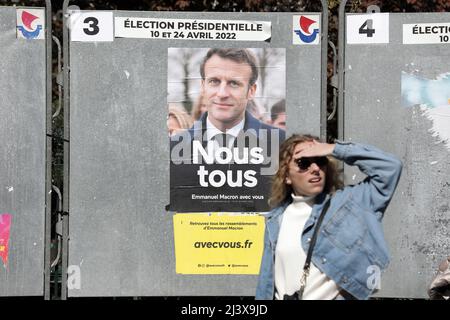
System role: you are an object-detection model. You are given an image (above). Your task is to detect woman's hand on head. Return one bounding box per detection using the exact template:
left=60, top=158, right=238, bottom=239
left=295, top=140, right=335, bottom=159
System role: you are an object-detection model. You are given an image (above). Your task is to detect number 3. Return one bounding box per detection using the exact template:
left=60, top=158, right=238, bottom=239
left=83, top=17, right=99, bottom=36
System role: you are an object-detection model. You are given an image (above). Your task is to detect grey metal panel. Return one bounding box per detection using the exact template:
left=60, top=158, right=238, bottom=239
left=68, top=11, right=323, bottom=296
left=0, top=7, right=46, bottom=296
left=344, top=13, right=450, bottom=298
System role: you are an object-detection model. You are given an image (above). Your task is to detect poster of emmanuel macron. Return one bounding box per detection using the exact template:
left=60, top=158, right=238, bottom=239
left=168, top=48, right=286, bottom=212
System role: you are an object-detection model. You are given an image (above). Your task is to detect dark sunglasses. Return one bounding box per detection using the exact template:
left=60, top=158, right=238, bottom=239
left=296, top=156, right=328, bottom=172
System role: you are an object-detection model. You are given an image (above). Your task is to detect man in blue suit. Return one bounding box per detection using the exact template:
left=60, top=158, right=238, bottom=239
left=169, top=48, right=285, bottom=212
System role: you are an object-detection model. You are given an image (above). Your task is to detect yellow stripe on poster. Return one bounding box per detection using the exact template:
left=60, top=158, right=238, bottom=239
left=173, top=213, right=265, bottom=274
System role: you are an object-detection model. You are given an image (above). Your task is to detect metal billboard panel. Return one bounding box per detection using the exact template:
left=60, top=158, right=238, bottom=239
left=343, top=12, right=450, bottom=298
left=68, top=11, right=323, bottom=296
left=0, top=6, right=46, bottom=296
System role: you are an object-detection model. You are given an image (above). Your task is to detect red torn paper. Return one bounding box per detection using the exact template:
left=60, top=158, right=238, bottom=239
left=0, top=214, right=12, bottom=267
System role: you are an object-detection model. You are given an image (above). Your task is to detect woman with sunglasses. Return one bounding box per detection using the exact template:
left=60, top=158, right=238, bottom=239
left=256, top=134, right=402, bottom=300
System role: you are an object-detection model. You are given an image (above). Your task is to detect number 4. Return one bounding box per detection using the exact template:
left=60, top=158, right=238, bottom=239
left=359, top=19, right=375, bottom=37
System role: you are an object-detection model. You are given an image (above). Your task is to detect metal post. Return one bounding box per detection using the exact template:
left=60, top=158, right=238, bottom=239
left=44, top=0, right=53, bottom=301
left=51, top=185, right=63, bottom=299
left=62, top=0, right=71, bottom=300
left=320, top=0, right=329, bottom=141
left=52, top=35, right=62, bottom=119
left=337, top=0, right=348, bottom=141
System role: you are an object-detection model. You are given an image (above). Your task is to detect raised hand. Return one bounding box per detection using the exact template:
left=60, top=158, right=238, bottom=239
left=293, top=140, right=335, bottom=159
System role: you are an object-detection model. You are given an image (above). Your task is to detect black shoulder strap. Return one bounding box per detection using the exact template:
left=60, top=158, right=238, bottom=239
left=303, top=198, right=331, bottom=272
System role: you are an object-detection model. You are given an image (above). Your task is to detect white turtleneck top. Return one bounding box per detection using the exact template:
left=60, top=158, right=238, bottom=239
left=274, top=194, right=340, bottom=300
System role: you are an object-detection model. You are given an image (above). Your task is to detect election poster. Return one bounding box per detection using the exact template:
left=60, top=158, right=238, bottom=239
left=173, top=213, right=265, bottom=274
left=167, top=47, right=286, bottom=212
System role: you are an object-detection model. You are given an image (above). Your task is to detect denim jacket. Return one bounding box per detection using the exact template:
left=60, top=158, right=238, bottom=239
left=255, top=141, right=403, bottom=300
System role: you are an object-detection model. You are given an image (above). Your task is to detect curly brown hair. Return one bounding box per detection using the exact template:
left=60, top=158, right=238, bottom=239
left=268, top=134, right=344, bottom=208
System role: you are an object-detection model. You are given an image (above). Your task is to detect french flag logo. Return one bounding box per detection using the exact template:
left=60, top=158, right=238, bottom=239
left=293, top=15, right=320, bottom=45
left=17, top=9, right=45, bottom=40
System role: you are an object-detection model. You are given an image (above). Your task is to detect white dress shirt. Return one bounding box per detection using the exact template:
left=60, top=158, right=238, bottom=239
left=206, top=117, right=245, bottom=152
